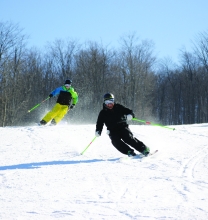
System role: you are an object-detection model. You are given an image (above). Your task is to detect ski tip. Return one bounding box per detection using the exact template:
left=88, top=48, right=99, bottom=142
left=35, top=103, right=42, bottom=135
left=147, top=149, right=158, bottom=156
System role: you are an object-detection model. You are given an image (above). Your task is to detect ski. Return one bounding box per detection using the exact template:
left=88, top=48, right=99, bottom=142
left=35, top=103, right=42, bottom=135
left=132, top=149, right=158, bottom=159
left=145, top=149, right=158, bottom=157
left=120, top=150, right=158, bottom=162
left=140, top=149, right=158, bottom=160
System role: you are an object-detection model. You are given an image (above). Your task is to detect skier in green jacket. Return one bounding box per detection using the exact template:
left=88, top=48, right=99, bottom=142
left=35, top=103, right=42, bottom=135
left=39, top=79, right=78, bottom=126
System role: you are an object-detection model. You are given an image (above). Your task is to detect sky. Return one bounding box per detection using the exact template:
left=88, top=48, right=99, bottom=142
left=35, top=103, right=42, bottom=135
left=1, top=0, right=208, bottom=64
left=0, top=123, right=208, bottom=219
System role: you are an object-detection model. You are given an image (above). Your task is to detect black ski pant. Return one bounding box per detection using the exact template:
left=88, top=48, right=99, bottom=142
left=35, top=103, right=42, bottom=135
left=109, top=127, right=146, bottom=155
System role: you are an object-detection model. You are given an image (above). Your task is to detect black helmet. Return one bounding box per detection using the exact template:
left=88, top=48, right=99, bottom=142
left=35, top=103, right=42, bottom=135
left=103, top=93, right=114, bottom=101
left=65, top=79, right=72, bottom=85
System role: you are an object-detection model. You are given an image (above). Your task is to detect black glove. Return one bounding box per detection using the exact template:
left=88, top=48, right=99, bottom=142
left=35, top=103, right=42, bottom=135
left=70, top=104, right=75, bottom=109
left=49, top=94, right=53, bottom=98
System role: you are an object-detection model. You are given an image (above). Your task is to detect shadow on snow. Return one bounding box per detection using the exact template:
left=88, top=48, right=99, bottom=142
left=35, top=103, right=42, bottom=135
left=0, top=158, right=120, bottom=170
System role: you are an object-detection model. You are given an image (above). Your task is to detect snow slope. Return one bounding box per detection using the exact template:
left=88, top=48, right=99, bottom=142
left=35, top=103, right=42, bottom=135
left=0, top=123, right=208, bottom=219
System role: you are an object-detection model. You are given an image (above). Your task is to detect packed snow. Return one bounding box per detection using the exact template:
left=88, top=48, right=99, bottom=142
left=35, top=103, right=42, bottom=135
left=0, top=123, right=208, bottom=219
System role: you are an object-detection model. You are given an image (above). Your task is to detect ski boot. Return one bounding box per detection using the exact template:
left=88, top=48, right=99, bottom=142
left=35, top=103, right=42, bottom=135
left=142, top=146, right=150, bottom=156
left=39, top=120, right=47, bottom=126
left=127, top=150, right=137, bottom=157
left=50, top=119, right=57, bottom=126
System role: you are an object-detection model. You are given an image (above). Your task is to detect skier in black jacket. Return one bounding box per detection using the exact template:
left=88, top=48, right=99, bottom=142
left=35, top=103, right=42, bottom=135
left=95, top=93, right=150, bottom=157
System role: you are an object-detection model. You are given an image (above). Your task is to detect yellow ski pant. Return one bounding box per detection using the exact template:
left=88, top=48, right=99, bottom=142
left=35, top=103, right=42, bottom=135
left=42, top=103, right=69, bottom=124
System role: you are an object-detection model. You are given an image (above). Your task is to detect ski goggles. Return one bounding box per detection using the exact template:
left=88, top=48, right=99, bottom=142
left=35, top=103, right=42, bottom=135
left=65, top=84, right=71, bottom=87
left=104, top=99, right=114, bottom=105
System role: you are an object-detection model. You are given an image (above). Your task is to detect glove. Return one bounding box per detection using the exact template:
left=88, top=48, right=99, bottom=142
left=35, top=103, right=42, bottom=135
left=95, top=131, right=101, bottom=137
left=49, top=94, right=53, bottom=98
left=70, top=104, right=75, bottom=109
left=127, top=114, right=133, bottom=121
left=106, top=130, right=110, bottom=135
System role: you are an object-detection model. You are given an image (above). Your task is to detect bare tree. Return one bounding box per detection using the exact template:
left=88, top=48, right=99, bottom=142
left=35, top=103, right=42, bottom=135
left=73, top=42, right=114, bottom=122
left=116, top=33, right=156, bottom=118
left=0, top=21, right=28, bottom=126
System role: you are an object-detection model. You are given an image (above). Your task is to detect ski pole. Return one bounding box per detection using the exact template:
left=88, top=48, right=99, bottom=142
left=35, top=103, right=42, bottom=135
left=28, top=97, right=50, bottom=113
left=132, top=118, right=175, bottom=131
left=81, top=137, right=97, bottom=155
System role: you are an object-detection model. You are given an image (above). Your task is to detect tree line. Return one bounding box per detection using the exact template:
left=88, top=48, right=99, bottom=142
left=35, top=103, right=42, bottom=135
left=0, top=21, right=208, bottom=127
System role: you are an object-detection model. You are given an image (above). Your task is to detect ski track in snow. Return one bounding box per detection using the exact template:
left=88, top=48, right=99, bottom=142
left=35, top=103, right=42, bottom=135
left=0, top=124, right=208, bottom=219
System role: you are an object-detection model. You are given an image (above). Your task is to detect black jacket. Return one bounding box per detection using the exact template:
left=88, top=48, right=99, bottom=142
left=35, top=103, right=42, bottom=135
left=96, top=103, right=135, bottom=134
